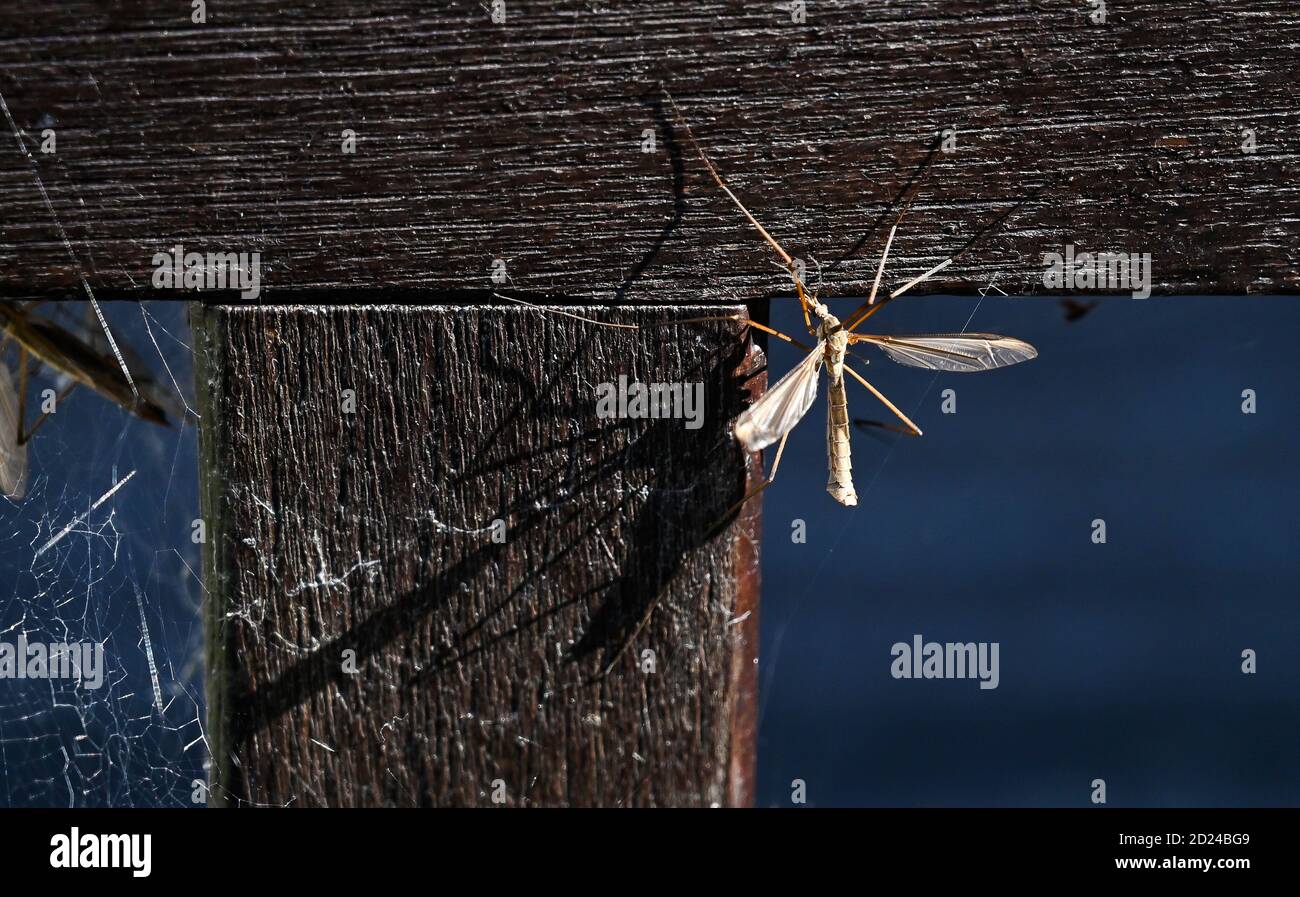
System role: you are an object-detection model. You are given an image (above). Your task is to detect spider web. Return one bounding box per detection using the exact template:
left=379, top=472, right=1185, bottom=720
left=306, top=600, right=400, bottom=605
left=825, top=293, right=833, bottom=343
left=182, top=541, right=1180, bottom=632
left=0, top=300, right=206, bottom=807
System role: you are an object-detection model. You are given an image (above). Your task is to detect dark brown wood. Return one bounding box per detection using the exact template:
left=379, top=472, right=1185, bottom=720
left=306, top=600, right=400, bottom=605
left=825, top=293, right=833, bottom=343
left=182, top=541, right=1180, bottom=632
left=1, top=1, right=1296, bottom=303
left=195, top=304, right=763, bottom=807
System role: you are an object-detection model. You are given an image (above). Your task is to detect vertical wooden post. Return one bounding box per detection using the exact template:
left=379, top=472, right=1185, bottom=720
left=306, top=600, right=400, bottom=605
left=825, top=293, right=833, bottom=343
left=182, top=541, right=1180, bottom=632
left=195, top=303, right=762, bottom=807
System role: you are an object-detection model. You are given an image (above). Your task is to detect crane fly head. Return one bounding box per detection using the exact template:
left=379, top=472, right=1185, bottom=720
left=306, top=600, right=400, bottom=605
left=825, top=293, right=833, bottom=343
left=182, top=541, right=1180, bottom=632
left=816, top=313, right=846, bottom=346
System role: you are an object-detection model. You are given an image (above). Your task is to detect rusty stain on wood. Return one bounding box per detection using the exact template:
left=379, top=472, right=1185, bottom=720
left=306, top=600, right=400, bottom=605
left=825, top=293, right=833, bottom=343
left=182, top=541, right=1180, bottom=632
left=725, top=335, right=764, bottom=808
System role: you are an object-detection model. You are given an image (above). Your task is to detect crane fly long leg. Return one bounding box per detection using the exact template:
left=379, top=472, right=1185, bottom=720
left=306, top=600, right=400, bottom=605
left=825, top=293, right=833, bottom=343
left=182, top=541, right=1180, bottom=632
left=494, top=298, right=814, bottom=352
left=664, top=91, right=817, bottom=335
left=885, top=184, right=1052, bottom=305
left=732, top=317, right=812, bottom=351
left=495, top=297, right=790, bottom=340
left=20, top=380, right=79, bottom=445
left=651, top=315, right=814, bottom=352
left=867, top=224, right=898, bottom=307
left=889, top=258, right=954, bottom=302
left=15, top=343, right=79, bottom=445
left=842, top=363, right=922, bottom=436
left=840, top=215, right=901, bottom=333
left=666, top=91, right=796, bottom=270
left=838, top=136, right=944, bottom=330
left=702, top=429, right=791, bottom=543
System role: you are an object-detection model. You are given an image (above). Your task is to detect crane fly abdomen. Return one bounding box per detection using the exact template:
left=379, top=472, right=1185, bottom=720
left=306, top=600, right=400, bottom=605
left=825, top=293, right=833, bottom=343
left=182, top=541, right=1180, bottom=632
left=826, top=376, right=856, bottom=506
left=824, top=331, right=857, bottom=507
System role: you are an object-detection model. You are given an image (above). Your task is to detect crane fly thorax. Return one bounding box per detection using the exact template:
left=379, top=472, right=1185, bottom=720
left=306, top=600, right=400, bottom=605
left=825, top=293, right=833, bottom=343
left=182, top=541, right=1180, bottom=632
left=819, top=318, right=848, bottom=382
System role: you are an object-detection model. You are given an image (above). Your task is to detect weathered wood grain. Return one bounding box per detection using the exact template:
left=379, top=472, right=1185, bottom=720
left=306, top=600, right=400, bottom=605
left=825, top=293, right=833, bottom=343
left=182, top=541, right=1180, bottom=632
left=1, top=1, right=1296, bottom=302
left=195, top=304, right=762, bottom=807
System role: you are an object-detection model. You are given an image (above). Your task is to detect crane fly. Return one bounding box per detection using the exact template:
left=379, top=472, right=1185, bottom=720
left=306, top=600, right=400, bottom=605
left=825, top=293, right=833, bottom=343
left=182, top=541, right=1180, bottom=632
left=0, top=301, right=177, bottom=500
left=664, top=94, right=1041, bottom=509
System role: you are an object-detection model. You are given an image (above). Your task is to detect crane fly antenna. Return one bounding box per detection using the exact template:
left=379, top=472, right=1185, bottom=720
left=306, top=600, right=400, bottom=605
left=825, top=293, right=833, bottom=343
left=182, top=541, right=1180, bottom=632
left=837, top=134, right=946, bottom=331
left=891, top=180, right=1053, bottom=299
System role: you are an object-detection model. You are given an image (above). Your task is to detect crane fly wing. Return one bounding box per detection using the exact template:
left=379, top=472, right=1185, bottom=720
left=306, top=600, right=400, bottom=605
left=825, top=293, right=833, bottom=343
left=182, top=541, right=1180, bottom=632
left=734, top=343, right=824, bottom=451
left=0, top=363, right=28, bottom=500
left=851, top=333, right=1038, bottom=372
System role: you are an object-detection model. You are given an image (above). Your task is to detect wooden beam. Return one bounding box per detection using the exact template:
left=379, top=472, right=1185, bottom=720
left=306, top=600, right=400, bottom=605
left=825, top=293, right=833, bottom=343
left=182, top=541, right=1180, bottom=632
left=1, top=0, right=1295, bottom=301
left=195, top=303, right=762, bottom=806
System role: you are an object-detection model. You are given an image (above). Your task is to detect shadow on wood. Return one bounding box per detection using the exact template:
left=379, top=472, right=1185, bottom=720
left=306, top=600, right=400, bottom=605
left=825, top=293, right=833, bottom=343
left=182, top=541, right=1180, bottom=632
left=196, top=303, right=763, bottom=807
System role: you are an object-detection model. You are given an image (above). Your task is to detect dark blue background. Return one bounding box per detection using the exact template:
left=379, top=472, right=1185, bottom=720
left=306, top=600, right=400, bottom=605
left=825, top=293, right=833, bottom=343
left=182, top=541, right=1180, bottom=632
left=755, top=295, right=1299, bottom=806
left=0, top=301, right=203, bottom=807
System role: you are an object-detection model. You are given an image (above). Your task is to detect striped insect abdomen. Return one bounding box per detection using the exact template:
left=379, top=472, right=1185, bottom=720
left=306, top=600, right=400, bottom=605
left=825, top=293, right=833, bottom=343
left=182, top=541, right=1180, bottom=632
left=825, top=349, right=857, bottom=506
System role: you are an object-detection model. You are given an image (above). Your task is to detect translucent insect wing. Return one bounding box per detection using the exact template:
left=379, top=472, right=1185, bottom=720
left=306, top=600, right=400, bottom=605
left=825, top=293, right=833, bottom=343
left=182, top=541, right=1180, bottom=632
left=733, top=343, right=825, bottom=451
left=857, top=333, right=1038, bottom=372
